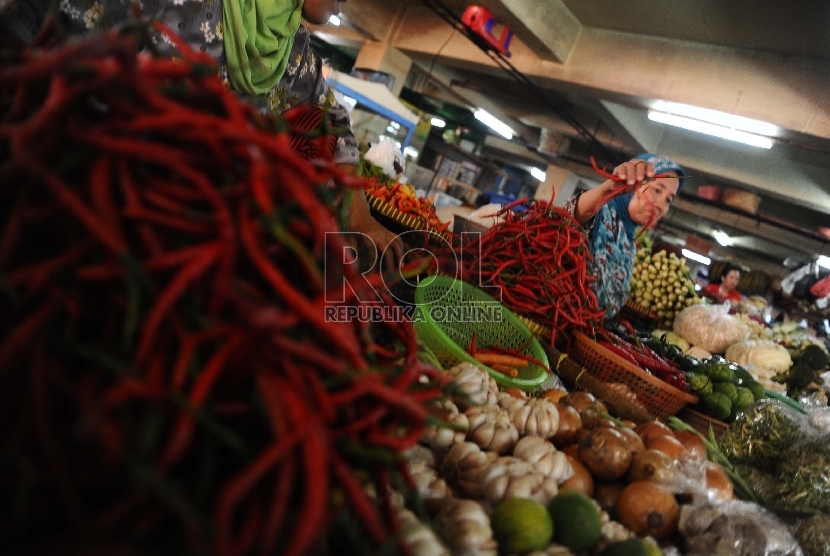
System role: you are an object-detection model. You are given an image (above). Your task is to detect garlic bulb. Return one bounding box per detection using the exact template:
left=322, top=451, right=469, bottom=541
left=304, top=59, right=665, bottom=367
left=440, top=441, right=498, bottom=498
left=445, top=362, right=498, bottom=409
left=434, top=498, right=498, bottom=556
left=512, top=436, right=574, bottom=484
left=403, top=444, right=438, bottom=470
left=498, top=393, right=560, bottom=439
left=407, top=458, right=454, bottom=514
left=464, top=404, right=519, bottom=454
left=420, top=398, right=469, bottom=451
left=596, top=510, right=635, bottom=552
left=478, top=456, right=559, bottom=506
left=398, top=508, right=451, bottom=556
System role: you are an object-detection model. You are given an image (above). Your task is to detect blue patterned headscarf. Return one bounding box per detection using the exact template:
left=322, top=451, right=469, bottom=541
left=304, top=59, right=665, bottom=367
left=588, top=153, right=685, bottom=319
left=633, top=153, right=686, bottom=191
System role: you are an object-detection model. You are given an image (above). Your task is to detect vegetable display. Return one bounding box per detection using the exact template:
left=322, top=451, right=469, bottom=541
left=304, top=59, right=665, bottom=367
left=359, top=155, right=448, bottom=234
left=0, top=25, right=448, bottom=553
left=673, top=303, right=750, bottom=355
left=627, top=248, right=702, bottom=324
left=460, top=199, right=604, bottom=339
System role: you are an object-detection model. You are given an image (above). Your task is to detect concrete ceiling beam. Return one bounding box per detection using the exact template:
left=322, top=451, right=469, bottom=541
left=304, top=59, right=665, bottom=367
left=388, top=11, right=830, bottom=142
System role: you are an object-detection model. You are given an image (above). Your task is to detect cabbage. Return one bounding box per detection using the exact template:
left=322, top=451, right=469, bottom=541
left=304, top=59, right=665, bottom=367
left=725, top=339, right=793, bottom=373
left=673, top=304, right=750, bottom=355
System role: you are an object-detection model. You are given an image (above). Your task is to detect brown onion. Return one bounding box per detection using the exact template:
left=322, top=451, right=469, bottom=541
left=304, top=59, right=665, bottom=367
left=627, top=449, right=680, bottom=486
left=673, top=429, right=707, bottom=461
left=563, top=392, right=607, bottom=429
left=552, top=403, right=583, bottom=447
left=616, top=425, right=645, bottom=454
left=577, top=427, right=633, bottom=480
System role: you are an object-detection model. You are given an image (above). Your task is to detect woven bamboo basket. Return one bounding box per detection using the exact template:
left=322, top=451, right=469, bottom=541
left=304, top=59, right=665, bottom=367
left=569, top=331, right=698, bottom=421
left=518, top=315, right=553, bottom=341
left=621, top=300, right=659, bottom=321
left=540, top=344, right=652, bottom=423
left=367, top=194, right=451, bottom=239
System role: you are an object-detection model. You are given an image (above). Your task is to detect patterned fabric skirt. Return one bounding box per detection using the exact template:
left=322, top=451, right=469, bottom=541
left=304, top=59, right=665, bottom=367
left=282, top=104, right=337, bottom=162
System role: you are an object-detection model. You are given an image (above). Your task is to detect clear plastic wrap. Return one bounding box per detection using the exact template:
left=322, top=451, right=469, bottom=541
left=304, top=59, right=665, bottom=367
left=775, top=432, right=830, bottom=514
left=679, top=499, right=803, bottom=556
left=783, top=513, right=830, bottom=556
left=717, top=399, right=808, bottom=472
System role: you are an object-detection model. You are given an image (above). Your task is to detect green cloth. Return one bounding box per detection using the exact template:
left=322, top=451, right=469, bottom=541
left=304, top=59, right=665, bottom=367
left=222, top=0, right=305, bottom=95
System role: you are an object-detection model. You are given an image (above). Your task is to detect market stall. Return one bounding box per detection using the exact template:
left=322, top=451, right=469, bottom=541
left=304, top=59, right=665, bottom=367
left=3, top=22, right=830, bottom=556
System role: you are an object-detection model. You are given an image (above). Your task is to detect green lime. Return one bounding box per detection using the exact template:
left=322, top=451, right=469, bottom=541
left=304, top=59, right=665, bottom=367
left=546, top=490, right=602, bottom=550
left=491, top=497, right=553, bottom=554
left=598, top=537, right=664, bottom=556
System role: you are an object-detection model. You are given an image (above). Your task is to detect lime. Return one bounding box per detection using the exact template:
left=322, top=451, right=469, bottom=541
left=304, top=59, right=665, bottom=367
left=546, top=490, right=602, bottom=550
left=491, top=497, right=554, bottom=554
left=598, top=537, right=664, bottom=556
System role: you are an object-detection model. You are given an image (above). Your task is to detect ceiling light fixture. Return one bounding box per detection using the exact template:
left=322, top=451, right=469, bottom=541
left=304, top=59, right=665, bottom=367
left=653, top=101, right=777, bottom=136
left=474, top=109, right=514, bottom=140
left=431, top=117, right=446, bottom=128
left=648, top=111, right=774, bottom=149
left=530, top=167, right=546, bottom=181
left=328, top=15, right=341, bottom=26
left=818, top=255, right=830, bottom=270
left=712, top=230, right=732, bottom=246
left=681, top=249, right=711, bottom=265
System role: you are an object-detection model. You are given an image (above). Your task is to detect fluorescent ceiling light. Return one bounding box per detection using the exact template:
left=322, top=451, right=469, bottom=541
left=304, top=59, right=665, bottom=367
left=474, top=109, right=513, bottom=140
left=653, top=101, right=777, bottom=136
left=681, top=249, right=711, bottom=265
left=431, top=117, right=446, bottom=128
left=328, top=15, right=341, bottom=26
left=712, top=230, right=732, bottom=246
left=648, top=111, right=773, bottom=149
left=404, top=146, right=419, bottom=159
left=530, top=167, right=546, bottom=181
left=818, top=255, right=830, bottom=270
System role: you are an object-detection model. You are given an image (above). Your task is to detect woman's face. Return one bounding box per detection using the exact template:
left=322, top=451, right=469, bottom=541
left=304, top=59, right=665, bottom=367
left=302, top=0, right=346, bottom=26
left=723, top=270, right=741, bottom=291
left=628, top=173, right=680, bottom=227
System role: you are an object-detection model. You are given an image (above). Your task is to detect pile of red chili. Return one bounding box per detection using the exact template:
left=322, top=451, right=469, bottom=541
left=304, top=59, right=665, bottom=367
left=597, top=329, right=689, bottom=391
left=363, top=179, right=450, bottom=234
left=0, top=23, right=447, bottom=554
left=459, top=199, right=604, bottom=341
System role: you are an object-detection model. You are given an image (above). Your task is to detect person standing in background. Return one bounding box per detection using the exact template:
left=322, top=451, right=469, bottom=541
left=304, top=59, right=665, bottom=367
left=703, top=263, right=743, bottom=303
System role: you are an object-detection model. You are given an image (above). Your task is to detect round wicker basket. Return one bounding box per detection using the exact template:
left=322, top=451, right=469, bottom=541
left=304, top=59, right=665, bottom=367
left=569, top=331, right=697, bottom=421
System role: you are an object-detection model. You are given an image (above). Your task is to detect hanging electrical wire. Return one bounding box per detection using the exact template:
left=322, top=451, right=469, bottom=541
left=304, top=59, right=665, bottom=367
left=419, top=0, right=617, bottom=163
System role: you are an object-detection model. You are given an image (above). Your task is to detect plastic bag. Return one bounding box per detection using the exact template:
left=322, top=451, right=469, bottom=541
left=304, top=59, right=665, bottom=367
left=783, top=513, right=830, bottom=556
left=717, top=399, right=808, bottom=472
left=781, top=263, right=819, bottom=298
left=774, top=407, right=830, bottom=515
left=364, top=137, right=404, bottom=180
left=775, top=437, right=830, bottom=514
left=810, top=274, right=830, bottom=299
left=679, top=499, right=803, bottom=556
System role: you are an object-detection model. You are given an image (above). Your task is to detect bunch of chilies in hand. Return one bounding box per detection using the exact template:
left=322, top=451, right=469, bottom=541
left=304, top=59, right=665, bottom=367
left=456, top=153, right=686, bottom=345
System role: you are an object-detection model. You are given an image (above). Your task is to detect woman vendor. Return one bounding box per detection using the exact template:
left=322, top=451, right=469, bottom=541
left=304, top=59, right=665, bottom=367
left=702, top=263, right=743, bottom=304
left=2, top=0, right=404, bottom=266
left=565, top=154, right=686, bottom=319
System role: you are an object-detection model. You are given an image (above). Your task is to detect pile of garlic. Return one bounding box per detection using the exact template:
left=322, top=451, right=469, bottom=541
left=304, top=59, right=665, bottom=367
left=388, top=362, right=636, bottom=555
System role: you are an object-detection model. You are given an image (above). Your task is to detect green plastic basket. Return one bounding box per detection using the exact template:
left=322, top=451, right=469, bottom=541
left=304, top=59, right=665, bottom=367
left=413, top=275, right=550, bottom=390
